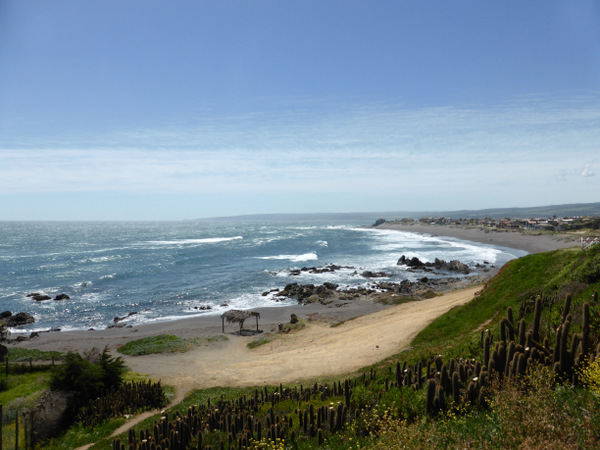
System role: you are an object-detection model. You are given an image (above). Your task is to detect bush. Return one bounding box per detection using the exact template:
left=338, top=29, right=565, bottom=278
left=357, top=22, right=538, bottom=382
left=51, top=347, right=125, bottom=400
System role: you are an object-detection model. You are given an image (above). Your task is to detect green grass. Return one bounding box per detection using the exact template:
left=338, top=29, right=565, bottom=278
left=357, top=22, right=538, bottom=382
left=42, top=418, right=127, bottom=450
left=7, top=347, right=65, bottom=362
left=409, top=245, right=600, bottom=359
left=0, top=371, right=52, bottom=409
left=116, top=334, right=227, bottom=356
left=247, top=337, right=273, bottom=348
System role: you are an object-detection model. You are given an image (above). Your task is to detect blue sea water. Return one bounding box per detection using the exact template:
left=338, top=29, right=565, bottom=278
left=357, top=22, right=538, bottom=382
left=0, top=220, right=526, bottom=333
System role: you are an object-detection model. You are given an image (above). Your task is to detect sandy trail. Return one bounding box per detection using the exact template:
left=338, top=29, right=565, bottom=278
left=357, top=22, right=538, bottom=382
left=122, top=286, right=480, bottom=397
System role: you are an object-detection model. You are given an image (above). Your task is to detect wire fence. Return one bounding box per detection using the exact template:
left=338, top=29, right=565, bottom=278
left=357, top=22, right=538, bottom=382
left=1, top=357, right=61, bottom=449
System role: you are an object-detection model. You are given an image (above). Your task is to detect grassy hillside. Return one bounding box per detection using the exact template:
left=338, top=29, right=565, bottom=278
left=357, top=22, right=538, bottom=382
left=411, top=245, right=600, bottom=359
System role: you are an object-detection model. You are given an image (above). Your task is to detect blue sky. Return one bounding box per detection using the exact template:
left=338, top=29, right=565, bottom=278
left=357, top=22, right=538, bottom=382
left=1, top=1, right=599, bottom=220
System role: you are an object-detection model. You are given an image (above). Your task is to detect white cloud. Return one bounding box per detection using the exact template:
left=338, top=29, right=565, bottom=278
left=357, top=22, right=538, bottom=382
left=1, top=95, right=599, bottom=218
left=582, top=163, right=595, bottom=177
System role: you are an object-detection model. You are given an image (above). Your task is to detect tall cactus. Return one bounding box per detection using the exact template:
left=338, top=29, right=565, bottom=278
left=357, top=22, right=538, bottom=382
left=532, top=297, right=542, bottom=342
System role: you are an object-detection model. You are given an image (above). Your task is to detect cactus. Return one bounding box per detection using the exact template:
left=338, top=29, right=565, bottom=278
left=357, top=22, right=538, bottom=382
left=562, top=294, right=572, bottom=324
left=518, top=319, right=527, bottom=347
left=532, top=297, right=542, bottom=342
left=582, top=302, right=590, bottom=357
left=452, top=371, right=460, bottom=404
left=426, top=379, right=436, bottom=415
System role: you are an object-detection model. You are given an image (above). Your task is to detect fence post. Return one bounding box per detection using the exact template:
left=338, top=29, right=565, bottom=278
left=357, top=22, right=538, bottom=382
left=1, top=403, right=3, bottom=450
left=14, top=410, right=18, bottom=450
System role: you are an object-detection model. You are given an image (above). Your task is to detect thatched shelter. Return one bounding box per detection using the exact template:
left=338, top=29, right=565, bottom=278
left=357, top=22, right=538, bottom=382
left=221, top=310, right=261, bottom=334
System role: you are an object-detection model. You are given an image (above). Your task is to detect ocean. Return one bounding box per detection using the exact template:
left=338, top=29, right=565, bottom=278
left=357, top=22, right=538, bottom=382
left=0, top=220, right=526, bottom=333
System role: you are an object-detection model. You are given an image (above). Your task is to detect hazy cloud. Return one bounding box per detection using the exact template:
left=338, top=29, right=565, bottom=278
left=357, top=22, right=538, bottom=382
left=1, top=95, right=599, bottom=217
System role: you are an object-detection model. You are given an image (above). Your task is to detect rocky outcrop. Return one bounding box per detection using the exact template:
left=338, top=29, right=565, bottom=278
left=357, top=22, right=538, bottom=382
left=113, top=312, right=137, bottom=323
left=0, top=311, right=35, bottom=327
left=275, top=282, right=340, bottom=304
left=287, top=264, right=354, bottom=276
left=27, top=292, right=71, bottom=301
left=271, top=276, right=476, bottom=305
left=27, top=293, right=52, bottom=301
left=361, top=270, right=390, bottom=278
left=397, top=255, right=470, bottom=274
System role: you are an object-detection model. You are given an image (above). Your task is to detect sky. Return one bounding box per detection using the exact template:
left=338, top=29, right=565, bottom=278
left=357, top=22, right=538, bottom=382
left=1, top=1, right=599, bottom=221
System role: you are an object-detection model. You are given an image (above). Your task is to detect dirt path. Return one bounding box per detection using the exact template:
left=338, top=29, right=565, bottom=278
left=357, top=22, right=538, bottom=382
left=121, top=286, right=480, bottom=397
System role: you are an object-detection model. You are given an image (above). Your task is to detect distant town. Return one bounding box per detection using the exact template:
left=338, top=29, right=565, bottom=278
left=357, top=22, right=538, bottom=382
left=376, top=215, right=600, bottom=232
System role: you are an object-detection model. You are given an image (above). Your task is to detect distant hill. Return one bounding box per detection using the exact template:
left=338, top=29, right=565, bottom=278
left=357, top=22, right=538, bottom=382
left=202, top=202, right=600, bottom=222
left=409, top=202, right=600, bottom=219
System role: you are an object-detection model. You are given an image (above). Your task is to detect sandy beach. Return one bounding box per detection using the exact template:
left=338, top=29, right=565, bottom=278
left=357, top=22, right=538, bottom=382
left=376, top=222, right=581, bottom=254
left=6, top=225, right=581, bottom=398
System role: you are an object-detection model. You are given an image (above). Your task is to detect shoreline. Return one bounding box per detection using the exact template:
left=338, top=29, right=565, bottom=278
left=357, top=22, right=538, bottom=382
left=375, top=222, right=581, bottom=254
left=5, top=224, right=580, bottom=356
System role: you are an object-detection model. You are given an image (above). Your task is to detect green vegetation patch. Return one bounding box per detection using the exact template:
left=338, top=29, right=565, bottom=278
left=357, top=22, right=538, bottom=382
left=411, top=246, right=600, bottom=356
left=117, top=334, right=227, bottom=356
left=7, top=347, right=65, bottom=362
left=0, top=371, right=51, bottom=409
left=247, top=337, right=273, bottom=349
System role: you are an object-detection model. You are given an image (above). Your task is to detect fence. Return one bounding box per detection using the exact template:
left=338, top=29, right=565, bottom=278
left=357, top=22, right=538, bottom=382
left=581, top=236, right=600, bottom=250
left=1, top=358, right=59, bottom=449
left=1, top=404, right=35, bottom=450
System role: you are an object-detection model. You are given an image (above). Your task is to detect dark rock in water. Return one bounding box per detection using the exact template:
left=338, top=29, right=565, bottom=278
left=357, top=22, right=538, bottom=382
left=288, top=264, right=354, bottom=276
left=3, top=312, right=35, bottom=327
left=29, top=332, right=39, bottom=339
left=361, top=270, right=389, bottom=278
left=113, top=312, right=137, bottom=323
left=0, top=311, right=11, bottom=319
left=54, top=293, right=70, bottom=301
left=28, top=293, right=52, bottom=301
left=277, top=282, right=339, bottom=304
left=397, top=255, right=470, bottom=274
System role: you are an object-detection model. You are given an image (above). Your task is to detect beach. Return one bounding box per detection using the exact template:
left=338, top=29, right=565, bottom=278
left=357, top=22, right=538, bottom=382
left=6, top=225, right=580, bottom=398
left=376, top=221, right=581, bottom=254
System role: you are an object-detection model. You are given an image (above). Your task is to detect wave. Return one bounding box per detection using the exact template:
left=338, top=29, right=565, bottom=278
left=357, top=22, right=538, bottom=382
left=143, top=236, right=243, bottom=246
left=256, top=252, right=318, bottom=262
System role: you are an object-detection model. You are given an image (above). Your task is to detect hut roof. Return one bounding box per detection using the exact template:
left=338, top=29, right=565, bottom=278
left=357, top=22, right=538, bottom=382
left=221, top=310, right=260, bottom=324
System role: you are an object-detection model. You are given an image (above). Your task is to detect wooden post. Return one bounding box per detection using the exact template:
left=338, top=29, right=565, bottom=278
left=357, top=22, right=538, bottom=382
left=15, top=410, right=18, bottom=450
left=1, top=404, right=3, bottom=450
left=255, top=315, right=259, bottom=331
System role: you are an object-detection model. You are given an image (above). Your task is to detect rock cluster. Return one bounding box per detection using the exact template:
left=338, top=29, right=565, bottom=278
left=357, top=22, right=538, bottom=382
left=287, top=264, right=354, bottom=276
left=269, top=276, right=472, bottom=305
left=397, top=255, right=471, bottom=274
left=27, top=292, right=70, bottom=301
left=0, top=311, right=35, bottom=327
left=275, top=282, right=340, bottom=304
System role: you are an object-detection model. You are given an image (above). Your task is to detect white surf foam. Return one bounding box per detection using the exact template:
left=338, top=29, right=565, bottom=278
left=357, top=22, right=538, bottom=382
left=256, top=252, right=318, bottom=263
left=143, top=236, right=243, bottom=246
